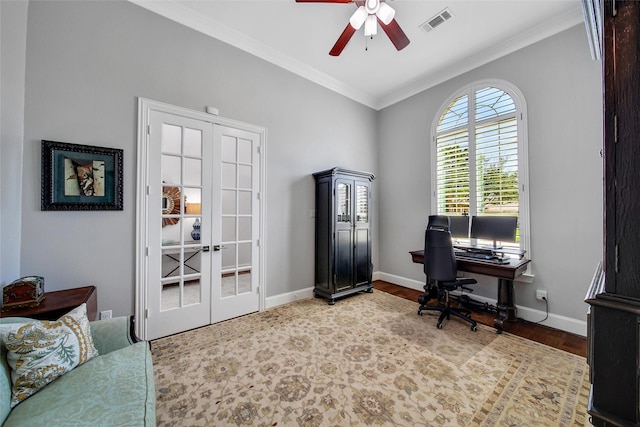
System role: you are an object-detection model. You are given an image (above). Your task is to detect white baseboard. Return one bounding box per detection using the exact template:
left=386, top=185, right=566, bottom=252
left=375, top=271, right=587, bottom=337
left=265, top=287, right=315, bottom=309
left=265, top=273, right=409, bottom=309
left=376, top=271, right=425, bottom=291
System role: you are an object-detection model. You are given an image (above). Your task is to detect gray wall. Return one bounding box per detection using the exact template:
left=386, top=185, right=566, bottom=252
left=1, top=1, right=28, bottom=287
left=17, top=0, right=377, bottom=316
left=378, top=24, right=603, bottom=324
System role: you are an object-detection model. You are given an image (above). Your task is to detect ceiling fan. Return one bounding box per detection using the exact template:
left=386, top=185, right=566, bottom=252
left=296, top=0, right=410, bottom=56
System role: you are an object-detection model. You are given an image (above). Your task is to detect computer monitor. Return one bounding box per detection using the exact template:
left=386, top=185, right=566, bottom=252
left=470, top=216, right=518, bottom=248
left=448, top=215, right=470, bottom=239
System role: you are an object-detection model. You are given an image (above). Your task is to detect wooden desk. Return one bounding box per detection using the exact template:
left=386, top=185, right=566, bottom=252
left=1, top=286, right=97, bottom=321
left=410, top=250, right=530, bottom=333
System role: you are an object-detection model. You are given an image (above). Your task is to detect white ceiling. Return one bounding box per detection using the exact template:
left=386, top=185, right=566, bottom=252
left=131, top=0, right=585, bottom=110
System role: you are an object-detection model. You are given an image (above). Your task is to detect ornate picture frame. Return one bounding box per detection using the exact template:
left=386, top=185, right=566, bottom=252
left=41, top=140, right=123, bottom=211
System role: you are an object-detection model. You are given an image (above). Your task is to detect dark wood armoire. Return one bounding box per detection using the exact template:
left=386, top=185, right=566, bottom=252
left=585, top=1, right=640, bottom=425
left=313, top=167, right=375, bottom=305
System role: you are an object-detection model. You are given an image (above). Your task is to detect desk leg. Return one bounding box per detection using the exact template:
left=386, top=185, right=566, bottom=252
left=494, top=278, right=517, bottom=333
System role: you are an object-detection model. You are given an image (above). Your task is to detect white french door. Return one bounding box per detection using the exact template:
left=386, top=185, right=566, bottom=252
left=211, top=126, right=261, bottom=323
left=146, top=111, right=212, bottom=340
left=136, top=99, right=264, bottom=341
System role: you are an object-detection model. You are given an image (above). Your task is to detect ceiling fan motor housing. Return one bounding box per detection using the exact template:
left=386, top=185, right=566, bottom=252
left=365, top=0, right=380, bottom=14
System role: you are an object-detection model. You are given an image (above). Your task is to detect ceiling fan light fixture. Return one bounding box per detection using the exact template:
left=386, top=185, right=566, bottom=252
left=364, top=14, right=378, bottom=36
left=376, top=2, right=395, bottom=25
left=350, top=6, right=368, bottom=30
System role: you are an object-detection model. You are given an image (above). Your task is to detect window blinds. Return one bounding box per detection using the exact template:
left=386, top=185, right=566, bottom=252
left=436, top=86, right=520, bottom=246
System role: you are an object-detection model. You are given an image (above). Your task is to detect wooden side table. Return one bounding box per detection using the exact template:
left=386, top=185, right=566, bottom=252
left=1, top=286, right=97, bottom=321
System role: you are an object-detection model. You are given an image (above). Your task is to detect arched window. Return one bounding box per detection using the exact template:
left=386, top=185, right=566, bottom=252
left=431, top=80, right=530, bottom=256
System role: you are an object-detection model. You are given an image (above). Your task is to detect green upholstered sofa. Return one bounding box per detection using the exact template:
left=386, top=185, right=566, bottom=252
left=0, top=316, right=155, bottom=426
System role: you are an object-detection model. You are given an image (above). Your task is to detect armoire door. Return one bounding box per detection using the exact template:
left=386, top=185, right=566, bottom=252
left=334, top=179, right=354, bottom=292
left=353, top=181, right=371, bottom=287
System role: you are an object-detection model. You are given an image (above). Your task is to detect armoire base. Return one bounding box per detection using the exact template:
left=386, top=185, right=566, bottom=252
left=314, top=283, right=374, bottom=305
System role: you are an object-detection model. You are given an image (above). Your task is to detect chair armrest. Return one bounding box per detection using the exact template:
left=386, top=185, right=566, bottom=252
left=457, top=278, right=477, bottom=286
left=90, top=316, right=137, bottom=355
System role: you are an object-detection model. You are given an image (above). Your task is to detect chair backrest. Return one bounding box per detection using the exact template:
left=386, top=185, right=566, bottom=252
left=427, top=215, right=450, bottom=231
left=423, top=228, right=458, bottom=282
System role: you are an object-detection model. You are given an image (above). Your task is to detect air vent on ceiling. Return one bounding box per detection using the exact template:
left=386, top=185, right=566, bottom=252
left=420, top=8, right=454, bottom=33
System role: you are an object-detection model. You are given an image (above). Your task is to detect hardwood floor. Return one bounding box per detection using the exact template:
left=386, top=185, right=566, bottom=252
left=374, top=280, right=587, bottom=357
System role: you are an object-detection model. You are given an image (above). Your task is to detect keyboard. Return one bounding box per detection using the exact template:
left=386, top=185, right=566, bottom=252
left=455, top=251, right=511, bottom=264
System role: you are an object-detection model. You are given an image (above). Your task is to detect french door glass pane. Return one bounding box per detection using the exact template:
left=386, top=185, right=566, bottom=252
left=161, top=124, right=181, bottom=154
left=161, top=280, right=180, bottom=310
left=238, top=242, right=251, bottom=267
left=183, top=128, right=202, bottom=157
left=222, top=217, right=236, bottom=242
left=222, top=243, right=237, bottom=270
left=221, top=136, right=236, bottom=162
left=222, top=163, right=237, bottom=188
left=222, top=190, right=236, bottom=215
left=221, top=273, right=236, bottom=298
left=238, top=217, right=251, bottom=241
left=238, top=191, right=252, bottom=215
left=238, top=138, right=252, bottom=163
left=238, top=270, right=251, bottom=294
left=162, top=248, right=181, bottom=278
left=161, top=156, right=181, bottom=184
left=183, top=187, right=201, bottom=216
left=184, top=159, right=201, bottom=186
left=238, top=165, right=251, bottom=189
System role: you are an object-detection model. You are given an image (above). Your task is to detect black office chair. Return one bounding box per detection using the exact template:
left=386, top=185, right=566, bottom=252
left=426, top=214, right=450, bottom=231
left=417, top=224, right=478, bottom=331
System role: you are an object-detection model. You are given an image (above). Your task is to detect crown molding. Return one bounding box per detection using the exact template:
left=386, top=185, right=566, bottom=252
left=129, top=0, right=378, bottom=109
left=375, top=6, right=585, bottom=110
left=130, top=1, right=584, bottom=111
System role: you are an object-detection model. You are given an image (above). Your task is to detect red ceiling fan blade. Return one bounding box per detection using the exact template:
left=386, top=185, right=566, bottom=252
left=295, top=0, right=352, bottom=3
left=329, top=23, right=357, bottom=56
left=378, top=18, right=410, bottom=51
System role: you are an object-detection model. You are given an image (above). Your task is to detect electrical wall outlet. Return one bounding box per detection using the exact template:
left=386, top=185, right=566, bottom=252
left=536, top=290, right=547, bottom=301
left=100, top=310, right=112, bottom=320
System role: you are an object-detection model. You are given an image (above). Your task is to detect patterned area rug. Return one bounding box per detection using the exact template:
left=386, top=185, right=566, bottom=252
left=151, top=291, right=590, bottom=426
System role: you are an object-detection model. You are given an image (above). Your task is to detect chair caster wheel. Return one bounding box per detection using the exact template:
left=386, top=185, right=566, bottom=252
left=436, top=323, right=443, bottom=329
left=471, top=325, right=478, bottom=332
left=417, top=310, right=423, bottom=316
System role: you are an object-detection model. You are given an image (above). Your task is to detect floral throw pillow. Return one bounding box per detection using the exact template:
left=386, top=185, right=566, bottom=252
left=0, top=303, right=99, bottom=407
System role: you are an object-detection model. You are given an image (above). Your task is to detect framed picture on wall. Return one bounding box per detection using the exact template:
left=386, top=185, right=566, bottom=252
left=41, top=140, right=123, bottom=211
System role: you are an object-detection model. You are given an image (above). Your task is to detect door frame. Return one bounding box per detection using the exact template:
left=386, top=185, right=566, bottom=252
left=135, top=98, right=267, bottom=341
